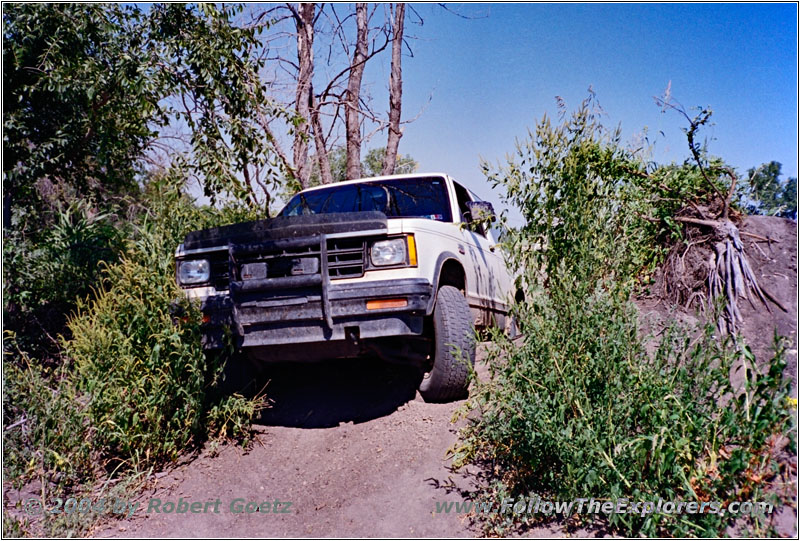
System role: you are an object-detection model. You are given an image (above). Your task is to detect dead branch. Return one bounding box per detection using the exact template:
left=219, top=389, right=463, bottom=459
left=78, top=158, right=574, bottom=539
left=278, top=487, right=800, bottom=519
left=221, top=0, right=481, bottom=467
left=672, top=216, right=720, bottom=228
left=382, top=3, right=405, bottom=176
left=654, top=97, right=728, bottom=216
left=310, top=87, right=334, bottom=185
left=5, top=417, right=27, bottom=431
left=741, top=231, right=769, bottom=242
left=345, top=3, right=369, bottom=180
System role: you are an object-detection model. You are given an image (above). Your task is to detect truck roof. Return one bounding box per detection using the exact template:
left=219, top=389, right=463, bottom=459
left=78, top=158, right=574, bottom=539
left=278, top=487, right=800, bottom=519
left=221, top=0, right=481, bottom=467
left=296, top=172, right=450, bottom=194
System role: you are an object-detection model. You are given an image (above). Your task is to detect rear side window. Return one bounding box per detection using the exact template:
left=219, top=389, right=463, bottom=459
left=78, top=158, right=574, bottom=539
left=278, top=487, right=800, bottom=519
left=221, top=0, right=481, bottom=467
left=280, top=177, right=453, bottom=222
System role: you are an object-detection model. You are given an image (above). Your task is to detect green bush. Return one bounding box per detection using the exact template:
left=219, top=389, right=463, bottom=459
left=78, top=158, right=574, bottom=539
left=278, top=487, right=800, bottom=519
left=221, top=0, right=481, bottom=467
left=67, top=251, right=210, bottom=469
left=460, top=96, right=794, bottom=537
left=3, top=199, right=124, bottom=360
left=3, top=343, right=92, bottom=488
left=461, top=289, right=791, bottom=536
left=65, top=174, right=264, bottom=472
left=4, top=172, right=264, bottom=491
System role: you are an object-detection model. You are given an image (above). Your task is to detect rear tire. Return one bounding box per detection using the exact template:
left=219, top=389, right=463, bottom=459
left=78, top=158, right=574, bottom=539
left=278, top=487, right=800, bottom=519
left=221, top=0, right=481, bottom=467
left=419, top=285, right=475, bottom=402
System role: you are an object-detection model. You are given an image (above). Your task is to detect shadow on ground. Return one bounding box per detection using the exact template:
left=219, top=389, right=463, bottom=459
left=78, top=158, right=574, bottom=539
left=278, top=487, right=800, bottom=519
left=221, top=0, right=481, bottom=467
left=222, top=356, right=422, bottom=429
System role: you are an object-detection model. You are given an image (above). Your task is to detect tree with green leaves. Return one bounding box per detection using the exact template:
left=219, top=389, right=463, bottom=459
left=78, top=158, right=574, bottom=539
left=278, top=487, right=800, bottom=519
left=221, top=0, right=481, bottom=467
left=3, top=3, right=285, bottom=217
left=3, top=3, right=287, bottom=358
left=362, top=147, right=417, bottom=178
left=739, top=161, right=797, bottom=219
left=307, top=146, right=418, bottom=187
left=3, top=3, right=158, bottom=215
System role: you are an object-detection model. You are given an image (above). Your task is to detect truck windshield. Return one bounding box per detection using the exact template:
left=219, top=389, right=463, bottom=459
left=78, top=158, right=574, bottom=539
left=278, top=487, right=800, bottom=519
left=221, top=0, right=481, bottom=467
left=279, top=177, right=453, bottom=222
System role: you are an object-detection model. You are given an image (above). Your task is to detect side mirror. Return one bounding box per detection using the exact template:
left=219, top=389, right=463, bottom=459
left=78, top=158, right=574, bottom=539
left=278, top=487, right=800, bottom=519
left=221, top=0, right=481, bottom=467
left=465, top=200, right=495, bottom=223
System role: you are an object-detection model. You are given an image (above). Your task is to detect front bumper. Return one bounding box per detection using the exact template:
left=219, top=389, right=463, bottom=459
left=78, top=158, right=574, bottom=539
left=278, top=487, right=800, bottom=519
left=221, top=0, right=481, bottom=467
left=200, top=278, right=433, bottom=351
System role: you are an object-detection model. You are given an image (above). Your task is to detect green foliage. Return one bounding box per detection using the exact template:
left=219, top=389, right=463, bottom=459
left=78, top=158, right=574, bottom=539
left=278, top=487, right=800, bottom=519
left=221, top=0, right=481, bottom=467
left=3, top=0, right=278, bottom=360
left=463, top=297, right=791, bottom=536
left=461, top=96, right=794, bottom=537
left=738, top=161, right=797, bottom=219
left=3, top=3, right=157, bottom=208
left=3, top=200, right=124, bottom=360
left=65, top=173, right=263, bottom=471
left=626, top=158, right=734, bottom=275
left=361, top=147, right=419, bottom=178
left=146, top=3, right=289, bottom=204
left=206, top=394, right=264, bottom=446
left=3, top=343, right=93, bottom=488
left=3, top=173, right=264, bottom=521
left=306, top=146, right=419, bottom=188
left=3, top=2, right=284, bottom=213
left=66, top=245, right=208, bottom=469
left=483, top=94, right=647, bottom=289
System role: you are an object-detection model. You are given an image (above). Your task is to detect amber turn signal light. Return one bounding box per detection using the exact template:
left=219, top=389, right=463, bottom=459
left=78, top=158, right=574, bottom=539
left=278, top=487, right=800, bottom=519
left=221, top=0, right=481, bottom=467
left=366, top=298, right=408, bottom=310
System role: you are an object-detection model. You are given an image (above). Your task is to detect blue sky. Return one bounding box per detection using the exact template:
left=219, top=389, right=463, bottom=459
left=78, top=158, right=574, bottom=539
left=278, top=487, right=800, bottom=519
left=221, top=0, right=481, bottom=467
left=365, top=3, right=797, bottom=220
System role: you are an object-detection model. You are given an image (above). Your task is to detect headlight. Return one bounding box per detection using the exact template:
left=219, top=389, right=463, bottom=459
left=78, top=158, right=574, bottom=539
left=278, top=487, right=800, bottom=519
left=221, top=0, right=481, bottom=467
left=370, top=238, right=407, bottom=267
left=178, top=259, right=210, bottom=285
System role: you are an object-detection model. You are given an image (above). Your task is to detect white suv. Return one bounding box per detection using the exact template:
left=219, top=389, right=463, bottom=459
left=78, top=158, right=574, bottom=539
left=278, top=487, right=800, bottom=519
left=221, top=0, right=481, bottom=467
left=175, top=173, right=516, bottom=402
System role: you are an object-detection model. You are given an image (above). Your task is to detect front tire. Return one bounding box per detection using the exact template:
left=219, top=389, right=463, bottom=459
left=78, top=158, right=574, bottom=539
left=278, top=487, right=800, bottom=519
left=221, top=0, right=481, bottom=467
left=419, top=285, right=475, bottom=402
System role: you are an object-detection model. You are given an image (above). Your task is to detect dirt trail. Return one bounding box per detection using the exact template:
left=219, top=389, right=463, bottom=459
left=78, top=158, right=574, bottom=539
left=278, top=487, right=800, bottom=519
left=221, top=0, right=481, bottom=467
left=95, top=353, right=563, bottom=538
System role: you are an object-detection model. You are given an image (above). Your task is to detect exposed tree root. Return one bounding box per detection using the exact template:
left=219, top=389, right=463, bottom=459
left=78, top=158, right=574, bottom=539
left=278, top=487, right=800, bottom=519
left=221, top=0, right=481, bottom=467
left=658, top=216, right=787, bottom=336
left=650, top=96, right=788, bottom=337
left=707, top=220, right=768, bottom=335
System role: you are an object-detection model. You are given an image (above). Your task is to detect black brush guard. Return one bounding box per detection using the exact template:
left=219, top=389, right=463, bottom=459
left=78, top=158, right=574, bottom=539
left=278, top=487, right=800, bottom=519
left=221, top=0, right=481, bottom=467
left=188, top=211, right=432, bottom=355
left=227, top=234, right=335, bottom=335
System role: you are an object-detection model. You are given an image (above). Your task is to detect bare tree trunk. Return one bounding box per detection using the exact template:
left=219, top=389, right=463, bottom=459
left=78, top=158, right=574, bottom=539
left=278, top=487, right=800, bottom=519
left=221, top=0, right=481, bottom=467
left=382, top=3, right=405, bottom=176
left=292, top=3, right=315, bottom=190
left=310, top=89, right=334, bottom=185
left=345, top=3, right=368, bottom=180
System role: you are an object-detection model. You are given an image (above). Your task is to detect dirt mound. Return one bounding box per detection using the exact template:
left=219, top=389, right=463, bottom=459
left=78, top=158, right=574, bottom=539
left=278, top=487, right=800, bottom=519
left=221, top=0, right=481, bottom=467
left=736, top=216, right=797, bottom=381
left=640, top=215, right=797, bottom=385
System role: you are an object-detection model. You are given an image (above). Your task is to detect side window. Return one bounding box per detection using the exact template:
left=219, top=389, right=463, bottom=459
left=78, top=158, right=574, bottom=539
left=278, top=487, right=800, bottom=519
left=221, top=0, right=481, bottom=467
left=453, top=181, right=486, bottom=237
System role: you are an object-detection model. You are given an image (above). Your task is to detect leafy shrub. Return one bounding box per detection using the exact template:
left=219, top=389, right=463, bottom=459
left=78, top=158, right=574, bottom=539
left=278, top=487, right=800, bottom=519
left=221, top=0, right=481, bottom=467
left=65, top=174, right=264, bottom=471
left=4, top=172, right=264, bottom=489
left=3, top=343, right=92, bottom=488
left=459, top=96, right=794, bottom=537
left=3, top=199, right=124, bottom=360
left=67, top=251, right=210, bottom=469
left=461, top=290, right=791, bottom=536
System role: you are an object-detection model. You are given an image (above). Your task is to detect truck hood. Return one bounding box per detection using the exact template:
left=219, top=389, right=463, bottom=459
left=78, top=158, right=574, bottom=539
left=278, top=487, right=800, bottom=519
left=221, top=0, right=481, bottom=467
left=182, top=211, right=389, bottom=250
